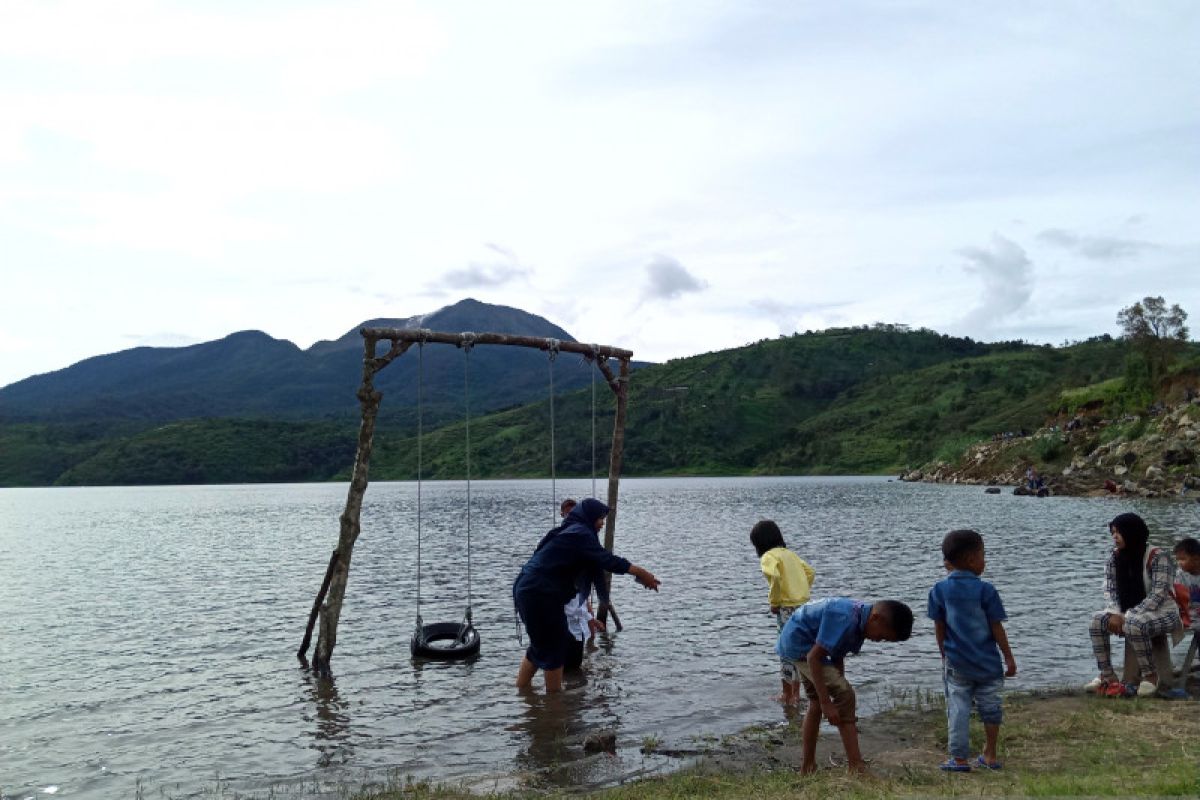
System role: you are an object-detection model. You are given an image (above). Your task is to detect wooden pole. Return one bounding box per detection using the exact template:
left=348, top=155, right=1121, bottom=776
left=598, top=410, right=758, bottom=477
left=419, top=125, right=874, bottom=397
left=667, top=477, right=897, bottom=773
left=361, top=328, right=632, bottom=361
left=311, top=337, right=410, bottom=676
left=598, top=357, right=630, bottom=631
left=298, top=549, right=339, bottom=662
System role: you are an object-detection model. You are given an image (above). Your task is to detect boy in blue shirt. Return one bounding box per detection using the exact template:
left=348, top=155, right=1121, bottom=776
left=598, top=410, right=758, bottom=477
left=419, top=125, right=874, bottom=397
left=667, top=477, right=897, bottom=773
left=777, top=597, right=914, bottom=774
left=928, top=529, right=1017, bottom=772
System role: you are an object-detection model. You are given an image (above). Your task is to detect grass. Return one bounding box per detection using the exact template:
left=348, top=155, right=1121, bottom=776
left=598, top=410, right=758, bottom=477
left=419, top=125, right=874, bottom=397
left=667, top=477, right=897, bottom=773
left=341, top=691, right=1200, bottom=799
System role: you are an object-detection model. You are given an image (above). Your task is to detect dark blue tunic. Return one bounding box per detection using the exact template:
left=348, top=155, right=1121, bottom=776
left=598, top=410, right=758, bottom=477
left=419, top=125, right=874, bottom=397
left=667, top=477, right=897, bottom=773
left=514, top=501, right=631, bottom=669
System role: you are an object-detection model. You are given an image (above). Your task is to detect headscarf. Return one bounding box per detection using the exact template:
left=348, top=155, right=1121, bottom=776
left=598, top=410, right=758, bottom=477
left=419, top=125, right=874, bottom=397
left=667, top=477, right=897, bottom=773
left=533, top=497, right=608, bottom=553
left=1111, top=512, right=1150, bottom=611
left=565, top=497, right=609, bottom=531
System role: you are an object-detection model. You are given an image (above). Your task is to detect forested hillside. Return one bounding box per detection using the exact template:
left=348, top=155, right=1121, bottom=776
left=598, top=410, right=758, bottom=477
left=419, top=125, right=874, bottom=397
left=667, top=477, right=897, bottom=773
left=363, top=327, right=1132, bottom=481
left=0, top=320, right=1158, bottom=487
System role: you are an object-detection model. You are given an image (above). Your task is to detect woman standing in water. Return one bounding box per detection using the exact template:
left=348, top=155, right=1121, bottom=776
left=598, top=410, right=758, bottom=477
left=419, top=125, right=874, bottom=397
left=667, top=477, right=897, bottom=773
left=513, top=498, right=660, bottom=692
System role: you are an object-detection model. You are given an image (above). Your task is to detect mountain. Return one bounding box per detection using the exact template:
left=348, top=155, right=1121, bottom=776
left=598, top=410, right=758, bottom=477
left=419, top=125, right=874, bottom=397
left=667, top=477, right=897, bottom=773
left=0, top=298, right=589, bottom=426
left=4, top=313, right=1181, bottom=487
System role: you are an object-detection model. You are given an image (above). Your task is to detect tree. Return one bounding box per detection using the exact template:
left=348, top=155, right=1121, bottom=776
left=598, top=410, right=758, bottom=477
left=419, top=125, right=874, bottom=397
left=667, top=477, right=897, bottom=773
left=1116, top=296, right=1189, bottom=342
left=1115, top=296, right=1190, bottom=390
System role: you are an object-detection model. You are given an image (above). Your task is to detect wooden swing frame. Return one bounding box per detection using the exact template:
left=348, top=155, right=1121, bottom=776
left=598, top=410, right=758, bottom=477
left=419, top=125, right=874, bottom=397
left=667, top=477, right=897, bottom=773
left=298, top=328, right=634, bottom=676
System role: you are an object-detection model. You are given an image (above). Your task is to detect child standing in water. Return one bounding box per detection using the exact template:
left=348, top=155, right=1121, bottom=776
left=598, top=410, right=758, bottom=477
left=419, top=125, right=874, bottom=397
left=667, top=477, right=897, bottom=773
left=751, top=520, right=815, bottom=706
left=928, top=529, right=1017, bottom=771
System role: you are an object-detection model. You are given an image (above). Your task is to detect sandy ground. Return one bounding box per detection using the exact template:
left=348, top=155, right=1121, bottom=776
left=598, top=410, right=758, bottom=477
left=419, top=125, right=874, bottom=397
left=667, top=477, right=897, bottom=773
left=683, top=680, right=1200, bottom=780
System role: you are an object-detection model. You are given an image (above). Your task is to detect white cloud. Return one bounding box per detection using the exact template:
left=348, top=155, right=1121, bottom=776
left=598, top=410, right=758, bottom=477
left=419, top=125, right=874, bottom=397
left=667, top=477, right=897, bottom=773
left=956, top=235, right=1034, bottom=332
left=641, top=255, right=708, bottom=302
left=1036, top=228, right=1158, bottom=261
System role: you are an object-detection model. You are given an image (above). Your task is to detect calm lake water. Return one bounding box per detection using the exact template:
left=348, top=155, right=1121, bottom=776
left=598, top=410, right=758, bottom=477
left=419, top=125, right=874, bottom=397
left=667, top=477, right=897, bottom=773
left=2, top=477, right=1197, bottom=798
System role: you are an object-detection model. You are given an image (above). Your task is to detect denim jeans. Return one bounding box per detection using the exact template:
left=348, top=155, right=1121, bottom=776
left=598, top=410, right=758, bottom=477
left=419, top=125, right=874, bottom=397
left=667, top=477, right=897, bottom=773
left=943, top=664, right=1004, bottom=760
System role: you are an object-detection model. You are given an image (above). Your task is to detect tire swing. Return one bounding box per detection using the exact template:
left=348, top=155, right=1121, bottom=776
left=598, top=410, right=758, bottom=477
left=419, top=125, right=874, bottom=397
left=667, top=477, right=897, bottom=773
left=410, top=334, right=481, bottom=661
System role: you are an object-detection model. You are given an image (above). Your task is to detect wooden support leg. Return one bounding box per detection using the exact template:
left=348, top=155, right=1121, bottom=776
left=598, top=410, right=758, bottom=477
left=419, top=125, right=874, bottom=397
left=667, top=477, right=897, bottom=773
left=298, top=550, right=339, bottom=663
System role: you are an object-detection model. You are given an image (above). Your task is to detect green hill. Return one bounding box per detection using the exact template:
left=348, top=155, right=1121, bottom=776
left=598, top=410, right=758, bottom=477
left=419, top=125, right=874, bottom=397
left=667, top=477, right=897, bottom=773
left=363, top=328, right=1133, bottom=481
left=0, top=325, right=1153, bottom=487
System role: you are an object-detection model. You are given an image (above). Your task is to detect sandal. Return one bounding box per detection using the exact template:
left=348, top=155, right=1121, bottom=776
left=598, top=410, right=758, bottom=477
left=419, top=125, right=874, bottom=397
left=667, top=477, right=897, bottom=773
left=939, top=758, right=971, bottom=772
left=976, top=755, right=1003, bottom=770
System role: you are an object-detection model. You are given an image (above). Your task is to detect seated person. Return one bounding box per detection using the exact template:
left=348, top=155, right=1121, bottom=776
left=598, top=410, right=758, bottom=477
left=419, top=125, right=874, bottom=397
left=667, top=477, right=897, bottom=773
left=1173, top=538, right=1200, bottom=680
left=1085, top=513, right=1182, bottom=697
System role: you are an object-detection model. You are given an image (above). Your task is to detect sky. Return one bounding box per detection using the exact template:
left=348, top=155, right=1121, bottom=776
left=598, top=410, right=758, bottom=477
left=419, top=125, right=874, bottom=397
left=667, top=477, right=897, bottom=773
left=2, top=1, right=1198, bottom=388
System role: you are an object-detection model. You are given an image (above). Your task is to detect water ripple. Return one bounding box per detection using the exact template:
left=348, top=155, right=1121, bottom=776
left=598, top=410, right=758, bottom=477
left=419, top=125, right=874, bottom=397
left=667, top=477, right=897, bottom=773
left=0, top=478, right=1192, bottom=797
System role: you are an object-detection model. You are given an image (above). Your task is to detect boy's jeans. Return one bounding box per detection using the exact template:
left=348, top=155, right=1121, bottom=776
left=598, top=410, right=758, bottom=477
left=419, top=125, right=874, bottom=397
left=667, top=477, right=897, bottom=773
left=943, top=664, right=1004, bottom=760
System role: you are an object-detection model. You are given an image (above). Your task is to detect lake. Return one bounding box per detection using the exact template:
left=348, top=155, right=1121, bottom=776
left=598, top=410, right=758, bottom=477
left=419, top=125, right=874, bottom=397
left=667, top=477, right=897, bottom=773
left=1, top=477, right=1196, bottom=798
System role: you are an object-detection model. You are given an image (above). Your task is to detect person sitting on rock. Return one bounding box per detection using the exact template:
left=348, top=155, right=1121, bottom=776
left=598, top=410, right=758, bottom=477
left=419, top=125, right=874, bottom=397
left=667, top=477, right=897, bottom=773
left=1085, top=513, right=1183, bottom=697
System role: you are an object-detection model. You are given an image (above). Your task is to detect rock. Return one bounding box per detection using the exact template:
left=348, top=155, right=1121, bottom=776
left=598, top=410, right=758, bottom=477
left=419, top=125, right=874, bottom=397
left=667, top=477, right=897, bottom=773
left=1162, top=444, right=1195, bottom=466
left=583, top=730, right=617, bottom=753
left=1121, top=451, right=1138, bottom=467
left=1123, top=480, right=1139, bottom=493
left=1114, top=464, right=1128, bottom=477
left=985, top=487, right=1001, bottom=494
left=1145, top=465, right=1164, bottom=480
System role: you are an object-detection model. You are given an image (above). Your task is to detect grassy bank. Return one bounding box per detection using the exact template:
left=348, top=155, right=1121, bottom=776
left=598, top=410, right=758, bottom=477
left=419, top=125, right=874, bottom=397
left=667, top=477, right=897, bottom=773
left=351, top=692, right=1199, bottom=799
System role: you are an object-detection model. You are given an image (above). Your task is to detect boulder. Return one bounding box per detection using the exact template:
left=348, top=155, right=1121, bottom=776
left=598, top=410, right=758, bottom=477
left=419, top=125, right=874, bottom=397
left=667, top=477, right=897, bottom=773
left=584, top=730, right=617, bottom=753
left=1162, top=444, right=1195, bottom=466
left=1145, top=465, right=1164, bottom=480
left=985, top=487, right=1002, bottom=494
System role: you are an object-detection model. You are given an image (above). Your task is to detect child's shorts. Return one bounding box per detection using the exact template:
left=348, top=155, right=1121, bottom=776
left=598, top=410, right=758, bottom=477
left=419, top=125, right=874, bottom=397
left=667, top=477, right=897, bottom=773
left=793, top=661, right=857, bottom=724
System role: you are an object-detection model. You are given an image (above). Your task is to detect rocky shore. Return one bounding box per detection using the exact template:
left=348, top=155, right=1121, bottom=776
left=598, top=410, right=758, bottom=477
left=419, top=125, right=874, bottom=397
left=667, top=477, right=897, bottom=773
left=901, top=398, right=1200, bottom=499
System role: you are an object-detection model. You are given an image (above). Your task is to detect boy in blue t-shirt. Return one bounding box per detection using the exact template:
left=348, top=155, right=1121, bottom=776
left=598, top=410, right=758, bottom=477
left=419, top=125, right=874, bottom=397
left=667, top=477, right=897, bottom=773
left=777, top=597, right=914, bottom=774
left=928, top=529, right=1017, bottom=772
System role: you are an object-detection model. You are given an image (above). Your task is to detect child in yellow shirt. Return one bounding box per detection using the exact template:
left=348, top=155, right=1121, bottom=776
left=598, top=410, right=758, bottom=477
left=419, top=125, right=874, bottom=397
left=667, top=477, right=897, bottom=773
left=751, top=519, right=816, bottom=706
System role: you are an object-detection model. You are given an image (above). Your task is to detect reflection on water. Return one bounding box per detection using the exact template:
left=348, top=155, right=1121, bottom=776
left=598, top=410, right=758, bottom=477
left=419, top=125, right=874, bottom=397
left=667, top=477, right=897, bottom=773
left=304, top=674, right=351, bottom=766
left=1, top=478, right=1197, bottom=798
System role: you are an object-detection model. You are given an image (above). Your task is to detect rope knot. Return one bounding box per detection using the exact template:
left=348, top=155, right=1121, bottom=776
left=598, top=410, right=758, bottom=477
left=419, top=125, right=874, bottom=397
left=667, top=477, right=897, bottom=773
left=547, top=338, right=560, bottom=361
left=460, top=332, right=476, bottom=351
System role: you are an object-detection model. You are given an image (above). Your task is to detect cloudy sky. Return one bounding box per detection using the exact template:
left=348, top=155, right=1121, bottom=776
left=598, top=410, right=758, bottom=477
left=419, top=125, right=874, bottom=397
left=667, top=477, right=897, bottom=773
left=2, top=1, right=1198, bottom=388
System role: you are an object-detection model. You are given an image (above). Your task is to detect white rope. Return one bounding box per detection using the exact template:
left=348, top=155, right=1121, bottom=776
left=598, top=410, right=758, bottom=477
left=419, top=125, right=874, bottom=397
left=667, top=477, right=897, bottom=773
left=462, top=335, right=474, bottom=619
left=591, top=345, right=599, bottom=499
left=415, top=340, right=424, bottom=626
left=547, top=339, right=559, bottom=525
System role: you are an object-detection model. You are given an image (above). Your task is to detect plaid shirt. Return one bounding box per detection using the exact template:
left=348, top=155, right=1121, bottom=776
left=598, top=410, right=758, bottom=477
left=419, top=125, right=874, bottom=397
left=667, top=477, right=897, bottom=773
left=1104, top=547, right=1174, bottom=615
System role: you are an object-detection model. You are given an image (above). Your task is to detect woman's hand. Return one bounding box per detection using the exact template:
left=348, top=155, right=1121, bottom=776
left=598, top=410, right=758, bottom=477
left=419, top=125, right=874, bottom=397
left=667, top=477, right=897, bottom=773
left=630, top=566, right=660, bottom=591
left=1107, top=613, right=1125, bottom=635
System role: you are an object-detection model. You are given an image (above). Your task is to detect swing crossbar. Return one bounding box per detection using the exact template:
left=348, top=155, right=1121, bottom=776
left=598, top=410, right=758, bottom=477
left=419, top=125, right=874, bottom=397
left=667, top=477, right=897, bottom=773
left=361, top=328, right=633, bottom=361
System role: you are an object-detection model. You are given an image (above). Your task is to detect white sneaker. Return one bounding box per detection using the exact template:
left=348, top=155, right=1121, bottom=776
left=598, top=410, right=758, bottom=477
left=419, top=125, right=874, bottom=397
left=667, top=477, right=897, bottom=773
left=1083, top=676, right=1105, bottom=692
left=1136, top=680, right=1157, bottom=697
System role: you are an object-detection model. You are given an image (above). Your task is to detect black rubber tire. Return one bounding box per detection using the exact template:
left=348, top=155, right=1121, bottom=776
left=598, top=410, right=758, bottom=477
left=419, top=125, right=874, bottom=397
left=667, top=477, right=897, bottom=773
left=410, top=622, right=481, bottom=660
